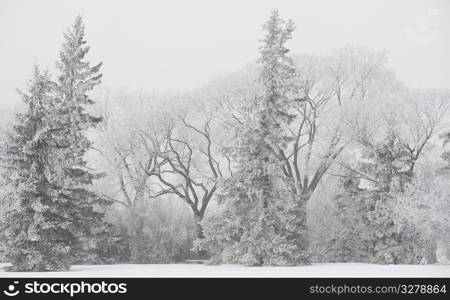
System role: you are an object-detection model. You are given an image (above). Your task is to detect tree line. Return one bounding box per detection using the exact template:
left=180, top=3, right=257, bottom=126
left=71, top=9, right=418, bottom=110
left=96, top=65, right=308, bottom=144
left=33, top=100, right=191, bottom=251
left=1, top=11, right=449, bottom=271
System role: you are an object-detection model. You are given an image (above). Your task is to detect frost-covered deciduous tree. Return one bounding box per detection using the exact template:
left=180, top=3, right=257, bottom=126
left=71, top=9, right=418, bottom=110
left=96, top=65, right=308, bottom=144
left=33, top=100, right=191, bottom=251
left=95, top=92, right=226, bottom=260
left=93, top=92, right=165, bottom=263
left=279, top=47, right=394, bottom=207
left=98, top=131, right=160, bottom=263
left=326, top=46, right=394, bottom=105
left=334, top=90, right=448, bottom=264
left=149, top=115, right=226, bottom=240
left=390, top=129, right=450, bottom=264
left=394, top=174, right=450, bottom=264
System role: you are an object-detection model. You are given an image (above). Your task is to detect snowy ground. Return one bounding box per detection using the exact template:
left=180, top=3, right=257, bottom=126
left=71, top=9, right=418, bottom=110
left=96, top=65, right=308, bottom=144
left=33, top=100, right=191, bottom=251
left=0, top=263, right=449, bottom=277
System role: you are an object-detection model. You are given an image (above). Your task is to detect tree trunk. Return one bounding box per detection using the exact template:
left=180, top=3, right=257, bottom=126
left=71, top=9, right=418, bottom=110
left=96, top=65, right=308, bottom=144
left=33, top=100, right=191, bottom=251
left=193, top=213, right=208, bottom=259
left=192, top=209, right=205, bottom=239
left=295, top=196, right=310, bottom=263
left=129, top=185, right=146, bottom=263
left=196, top=220, right=205, bottom=239
left=129, top=208, right=145, bottom=263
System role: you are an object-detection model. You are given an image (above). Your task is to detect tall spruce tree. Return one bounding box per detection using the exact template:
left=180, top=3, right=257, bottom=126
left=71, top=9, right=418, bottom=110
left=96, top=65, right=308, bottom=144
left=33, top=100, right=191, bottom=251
left=50, top=15, right=110, bottom=262
left=197, top=11, right=309, bottom=265
left=0, top=67, right=74, bottom=271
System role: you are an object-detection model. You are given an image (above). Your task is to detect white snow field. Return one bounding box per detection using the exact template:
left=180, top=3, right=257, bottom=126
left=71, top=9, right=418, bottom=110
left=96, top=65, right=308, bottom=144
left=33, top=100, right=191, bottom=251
left=0, top=263, right=449, bottom=278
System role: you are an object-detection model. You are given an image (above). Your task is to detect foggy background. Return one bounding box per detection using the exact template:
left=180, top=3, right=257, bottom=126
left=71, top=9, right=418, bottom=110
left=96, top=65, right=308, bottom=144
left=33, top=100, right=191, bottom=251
left=1, top=0, right=449, bottom=111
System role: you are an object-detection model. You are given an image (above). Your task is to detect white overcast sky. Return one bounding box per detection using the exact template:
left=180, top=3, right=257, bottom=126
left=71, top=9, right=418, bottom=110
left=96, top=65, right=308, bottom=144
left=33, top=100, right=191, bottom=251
left=0, top=0, right=449, bottom=110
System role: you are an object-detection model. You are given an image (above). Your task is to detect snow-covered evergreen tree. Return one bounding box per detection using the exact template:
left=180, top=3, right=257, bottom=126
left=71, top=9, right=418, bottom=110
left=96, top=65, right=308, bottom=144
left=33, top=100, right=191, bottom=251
left=49, top=15, right=110, bottom=262
left=0, top=16, right=110, bottom=270
left=324, top=174, right=372, bottom=262
left=197, top=11, right=309, bottom=265
left=0, top=67, right=74, bottom=271
left=358, top=134, right=417, bottom=264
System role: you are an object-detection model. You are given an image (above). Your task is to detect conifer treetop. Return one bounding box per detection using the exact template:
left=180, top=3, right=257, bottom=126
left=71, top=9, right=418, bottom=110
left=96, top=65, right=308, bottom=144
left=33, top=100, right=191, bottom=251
left=258, top=10, right=296, bottom=97
left=56, top=15, right=102, bottom=102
